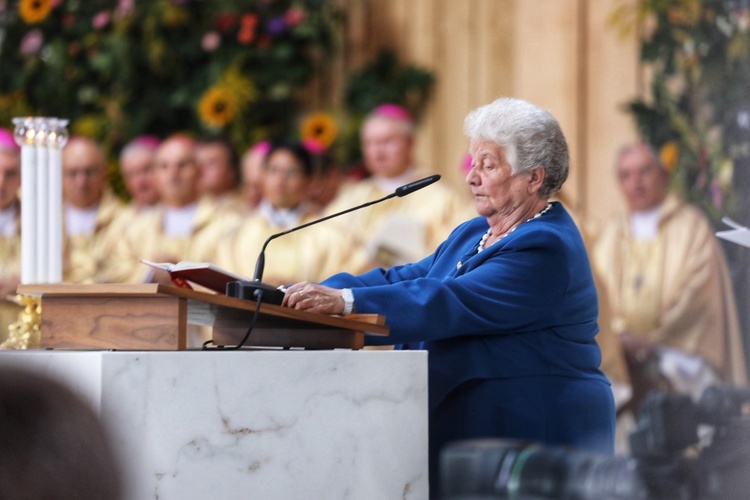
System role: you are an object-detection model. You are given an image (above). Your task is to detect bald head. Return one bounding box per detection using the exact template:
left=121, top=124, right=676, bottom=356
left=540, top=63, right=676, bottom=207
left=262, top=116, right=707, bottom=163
left=120, top=140, right=159, bottom=208
left=360, top=114, right=415, bottom=178
left=62, top=137, right=107, bottom=209
left=154, top=135, right=200, bottom=207
left=615, top=143, right=669, bottom=212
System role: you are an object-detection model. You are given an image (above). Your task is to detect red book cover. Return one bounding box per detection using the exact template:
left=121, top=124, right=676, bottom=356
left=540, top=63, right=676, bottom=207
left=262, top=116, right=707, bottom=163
left=141, top=260, right=249, bottom=294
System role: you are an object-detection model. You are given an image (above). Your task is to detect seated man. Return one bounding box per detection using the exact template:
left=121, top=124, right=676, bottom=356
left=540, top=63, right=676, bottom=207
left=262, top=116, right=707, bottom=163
left=119, top=135, right=161, bottom=213
left=94, top=136, right=161, bottom=284
left=592, top=143, right=747, bottom=410
left=195, top=135, right=244, bottom=213
left=107, top=134, right=240, bottom=284
left=62, top=136, right=124, bottom=283
left=324, top=104, right=467, bottom=269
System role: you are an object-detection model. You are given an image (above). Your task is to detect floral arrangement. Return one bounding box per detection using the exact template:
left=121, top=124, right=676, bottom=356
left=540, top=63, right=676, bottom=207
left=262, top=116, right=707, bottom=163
left=612, top=0, right=750, bottom=223
left=0, top=0, right=339, bottom=161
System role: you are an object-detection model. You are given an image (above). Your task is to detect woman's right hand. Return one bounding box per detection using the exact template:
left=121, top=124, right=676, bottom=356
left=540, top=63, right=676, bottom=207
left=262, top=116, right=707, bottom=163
left=282, top=281, right=346, bottom=315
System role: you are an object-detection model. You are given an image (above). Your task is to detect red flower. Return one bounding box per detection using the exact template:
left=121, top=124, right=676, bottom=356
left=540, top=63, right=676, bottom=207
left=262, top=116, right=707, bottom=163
left=241, top=13, right=258, bottom=28
left=62, top=12, right=75, bottom=28
left=238, top=26, right=256, bottom=45
left=215, top=12, right=236, bottom=33
left=257, top=34, right=271, bottom=48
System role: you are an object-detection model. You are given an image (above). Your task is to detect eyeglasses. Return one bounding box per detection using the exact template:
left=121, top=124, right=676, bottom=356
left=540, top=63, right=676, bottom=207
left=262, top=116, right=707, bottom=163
left=266, top=165, right=304, bottom=179
left=64, top=166, right=103, bottom=179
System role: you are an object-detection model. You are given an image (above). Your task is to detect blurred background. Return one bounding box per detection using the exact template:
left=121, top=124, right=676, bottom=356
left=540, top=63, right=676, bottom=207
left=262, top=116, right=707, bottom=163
left=4, top=0, right=750, bottom=359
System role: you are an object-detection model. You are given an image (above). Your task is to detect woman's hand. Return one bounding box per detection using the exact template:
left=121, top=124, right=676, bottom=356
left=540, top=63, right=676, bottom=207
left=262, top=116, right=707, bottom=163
left=283, top=281, right=345, bottom=315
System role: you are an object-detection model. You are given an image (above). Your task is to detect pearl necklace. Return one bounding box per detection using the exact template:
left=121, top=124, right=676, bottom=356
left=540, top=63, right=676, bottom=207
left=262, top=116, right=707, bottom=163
left=477, top=202, right=554, bottom=253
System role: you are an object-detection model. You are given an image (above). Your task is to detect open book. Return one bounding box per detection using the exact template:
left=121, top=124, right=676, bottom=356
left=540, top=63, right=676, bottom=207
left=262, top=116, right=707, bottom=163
left=716, top=217, right=750, bottom=249
left=140, top=260, right=249, bottom=294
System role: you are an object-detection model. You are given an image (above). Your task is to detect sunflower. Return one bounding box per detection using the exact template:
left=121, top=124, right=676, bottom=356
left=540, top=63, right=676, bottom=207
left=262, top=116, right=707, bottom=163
left=301, top=112, right=337, bottom=148
left=198, top=86, right=237, bottom=128
left=19, top=0, right=53, bottom=24
left=659, top=141, right=679, bottom=172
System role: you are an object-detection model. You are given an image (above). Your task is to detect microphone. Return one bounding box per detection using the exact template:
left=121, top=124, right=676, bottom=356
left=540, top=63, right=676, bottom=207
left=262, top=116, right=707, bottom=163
left=226, top=174, right=441, bottom=304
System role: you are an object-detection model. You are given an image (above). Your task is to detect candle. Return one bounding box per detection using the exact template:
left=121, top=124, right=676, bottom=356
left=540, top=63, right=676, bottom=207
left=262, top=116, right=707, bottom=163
left=48, top=119, right=66, bottom=283
left=13, top=117, right=37, bottom=284
left=35, top=118, right=49, bottom=282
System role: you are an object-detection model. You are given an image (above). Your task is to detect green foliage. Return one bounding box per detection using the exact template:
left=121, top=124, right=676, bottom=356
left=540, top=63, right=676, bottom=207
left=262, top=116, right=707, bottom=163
left=613, top=0, right=750, bottom=223
left=0, top=0, right=339, bottom=159
left=341, top=49, right=434, bottom=167
left=345, top=49, right=434, bottom=119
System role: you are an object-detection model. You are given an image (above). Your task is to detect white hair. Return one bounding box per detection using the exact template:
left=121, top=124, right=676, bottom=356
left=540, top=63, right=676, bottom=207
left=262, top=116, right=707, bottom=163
left=463, top=97, right=569, bottom=197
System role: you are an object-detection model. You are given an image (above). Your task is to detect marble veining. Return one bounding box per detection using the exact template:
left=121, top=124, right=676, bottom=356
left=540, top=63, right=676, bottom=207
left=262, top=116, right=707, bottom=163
left=0, top=350, right=428, bottom=499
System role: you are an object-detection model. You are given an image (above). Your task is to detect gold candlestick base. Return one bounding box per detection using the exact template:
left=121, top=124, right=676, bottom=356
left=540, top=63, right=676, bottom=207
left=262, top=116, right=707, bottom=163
left=0, top=295, right=41, bottom=350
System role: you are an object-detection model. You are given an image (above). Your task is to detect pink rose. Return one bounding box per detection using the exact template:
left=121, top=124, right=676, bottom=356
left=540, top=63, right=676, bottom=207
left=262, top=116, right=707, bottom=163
left=20, top=29, right=43, bottom=56
left=92, top=11, right=111, bottom=30
left=201, top=31, right=221, bottom=52
left=115, top=0, right=135, bottom=19
left=284, top=6, right=306, bottom=26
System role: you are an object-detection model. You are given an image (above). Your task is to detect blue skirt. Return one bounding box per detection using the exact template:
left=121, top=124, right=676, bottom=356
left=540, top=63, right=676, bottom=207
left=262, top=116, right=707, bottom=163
left=429, top=375, right=615, bottom=495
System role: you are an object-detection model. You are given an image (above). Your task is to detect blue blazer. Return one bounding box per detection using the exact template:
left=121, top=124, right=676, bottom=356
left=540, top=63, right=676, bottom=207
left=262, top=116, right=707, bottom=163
left=323, top=202, right=614, bottom=455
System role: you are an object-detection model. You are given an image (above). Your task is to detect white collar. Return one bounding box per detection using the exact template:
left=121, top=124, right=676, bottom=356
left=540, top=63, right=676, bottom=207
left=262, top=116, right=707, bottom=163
left=65, top=203, right=100, bottom=236
left=630, top=204, right=662, bottom=241
left=163, top=202, right=199, bottom=237
left=372, top=168, right=417, bottom=193
left=259, top=199, right=309, bottom=228
left=0, top=204, right=16, bottom=237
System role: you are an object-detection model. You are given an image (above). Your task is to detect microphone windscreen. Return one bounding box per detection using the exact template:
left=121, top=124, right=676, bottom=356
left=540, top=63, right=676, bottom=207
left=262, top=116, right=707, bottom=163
left=395, top=174, right=441, bottom=197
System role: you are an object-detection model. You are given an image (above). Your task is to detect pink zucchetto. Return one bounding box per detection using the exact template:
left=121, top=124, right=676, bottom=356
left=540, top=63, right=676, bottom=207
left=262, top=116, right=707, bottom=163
left=371, top=103, right=413, bottom=123
left=302, top=137, right=326, bottom=155
left=249, top=140, right=271, bottom=156
left=0, top=128, right=20, bottom=154
left=130, top=135, right=161, bottom=150
left=462, top=153, right=473, bottom=173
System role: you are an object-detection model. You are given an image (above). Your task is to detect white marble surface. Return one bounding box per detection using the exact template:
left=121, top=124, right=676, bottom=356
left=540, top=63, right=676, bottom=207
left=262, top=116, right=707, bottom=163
left=0, top=350, right=428, bottom=499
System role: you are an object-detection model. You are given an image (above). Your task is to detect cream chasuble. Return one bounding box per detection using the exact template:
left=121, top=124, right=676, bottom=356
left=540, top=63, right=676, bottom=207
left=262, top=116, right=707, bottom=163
left=103, top=196, right=241, bottom=284
left=215, top=205, right=367, bottom=288
left=323, top=172, right=469, bottom=267
left=592, top=194, right=747, bottom=385
left=63, top=190, right=125, bottom=284
left=0, top=201, right=20, bottom=343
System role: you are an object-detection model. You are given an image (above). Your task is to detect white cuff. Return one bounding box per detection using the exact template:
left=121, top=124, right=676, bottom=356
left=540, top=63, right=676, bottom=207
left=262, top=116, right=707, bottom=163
left=342, top=288, right=354, bottom=315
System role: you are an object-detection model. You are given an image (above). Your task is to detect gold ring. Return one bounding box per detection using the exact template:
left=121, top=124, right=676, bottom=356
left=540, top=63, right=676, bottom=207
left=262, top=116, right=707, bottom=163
left=298, top=290, right=305, bottom=296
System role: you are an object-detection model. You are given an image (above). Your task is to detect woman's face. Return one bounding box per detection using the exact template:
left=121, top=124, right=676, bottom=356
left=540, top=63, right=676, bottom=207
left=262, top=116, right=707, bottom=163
left=466, top=138, right=534, bottom=220
left=263, top=149, right=309, bottom=209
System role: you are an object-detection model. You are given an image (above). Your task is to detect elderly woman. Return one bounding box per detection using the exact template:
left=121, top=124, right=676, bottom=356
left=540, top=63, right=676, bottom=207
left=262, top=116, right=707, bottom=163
left=283, top=98, right=615, bottom=488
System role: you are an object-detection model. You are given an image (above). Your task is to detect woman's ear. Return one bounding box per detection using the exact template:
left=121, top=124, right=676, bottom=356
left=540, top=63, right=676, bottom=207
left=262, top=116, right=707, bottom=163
left=528, top=167, right=545, bottom=194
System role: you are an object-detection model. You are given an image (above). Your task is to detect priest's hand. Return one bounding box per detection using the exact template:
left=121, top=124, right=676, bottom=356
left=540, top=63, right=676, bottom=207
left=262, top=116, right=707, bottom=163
left=283, top=281, right=345, bottom=315
left=620, top=331, right=656, bottom=364
left=0, top=274, right=20, bottom=300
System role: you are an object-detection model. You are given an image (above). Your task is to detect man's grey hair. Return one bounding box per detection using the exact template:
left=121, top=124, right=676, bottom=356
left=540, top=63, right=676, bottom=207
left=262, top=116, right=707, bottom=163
left=614, top=142, right=666, bottom=172
left=463, top=97, right=569, bottom=198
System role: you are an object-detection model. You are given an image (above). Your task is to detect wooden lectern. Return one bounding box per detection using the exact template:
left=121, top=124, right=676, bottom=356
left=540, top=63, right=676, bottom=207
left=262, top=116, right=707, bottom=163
left=17, top=284, right=389, bottom=350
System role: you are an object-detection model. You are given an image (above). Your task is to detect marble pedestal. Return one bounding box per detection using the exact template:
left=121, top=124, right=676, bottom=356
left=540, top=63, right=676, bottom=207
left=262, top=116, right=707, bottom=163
left=0, top=350, right=428, bottom=499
